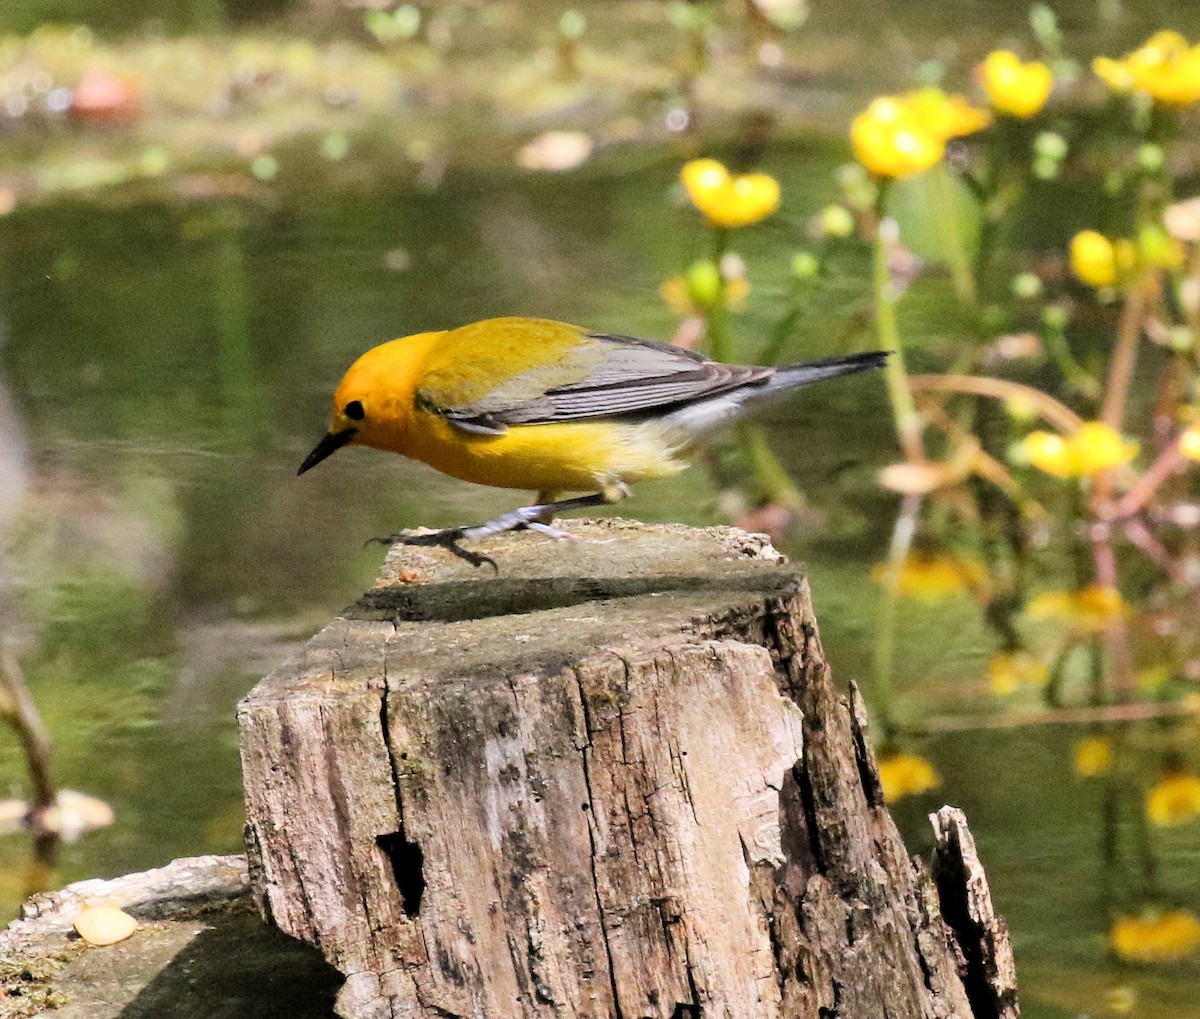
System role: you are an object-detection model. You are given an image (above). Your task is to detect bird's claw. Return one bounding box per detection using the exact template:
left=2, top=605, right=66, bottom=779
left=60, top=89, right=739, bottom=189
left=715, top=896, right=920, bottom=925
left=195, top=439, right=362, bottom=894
left=367, top=528, right=498, bottom=570
left=366, top=500, right=584, bottom=569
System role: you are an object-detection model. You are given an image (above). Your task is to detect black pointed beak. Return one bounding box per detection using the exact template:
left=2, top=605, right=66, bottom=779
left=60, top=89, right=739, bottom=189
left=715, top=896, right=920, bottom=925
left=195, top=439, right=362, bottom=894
left=297, top=428, right=356, bottom=475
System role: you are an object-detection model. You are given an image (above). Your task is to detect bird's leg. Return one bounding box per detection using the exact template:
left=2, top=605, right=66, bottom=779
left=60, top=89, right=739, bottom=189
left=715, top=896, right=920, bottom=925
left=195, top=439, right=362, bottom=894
left=367, top=484, right=631, bottom=567
left=533, top=491, right=559, bottom=525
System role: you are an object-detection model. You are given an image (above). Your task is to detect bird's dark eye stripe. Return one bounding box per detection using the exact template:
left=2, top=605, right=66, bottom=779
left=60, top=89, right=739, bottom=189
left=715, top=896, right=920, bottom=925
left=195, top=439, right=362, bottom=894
left=344, top=400, right=365, bottom=420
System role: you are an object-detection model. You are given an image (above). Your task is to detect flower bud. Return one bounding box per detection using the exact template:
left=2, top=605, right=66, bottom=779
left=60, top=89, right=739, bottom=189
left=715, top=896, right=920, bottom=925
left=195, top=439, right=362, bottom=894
left=819, top=204, right=855, bottom=238
left=1033, top=155, right=1060, bottom=180
left=1012, top=271, right=1043, bottom=299
left=1034, top=131, right=1068, bottom=161
left=790, top=251, right=821, bottom=279
left=1136, top=142, right=1165, bottom=172
left=1042, top=303, right=1070, bottom=330
left=685, top=259, right=723, bottom=310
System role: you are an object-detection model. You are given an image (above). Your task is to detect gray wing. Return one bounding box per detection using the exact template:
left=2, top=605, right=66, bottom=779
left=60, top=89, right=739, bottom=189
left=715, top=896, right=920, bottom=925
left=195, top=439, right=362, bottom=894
left=433, top=333, right=771, bottom=434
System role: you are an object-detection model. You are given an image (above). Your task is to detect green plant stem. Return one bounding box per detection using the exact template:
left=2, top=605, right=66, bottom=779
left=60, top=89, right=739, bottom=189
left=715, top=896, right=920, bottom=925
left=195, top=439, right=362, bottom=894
left=873, top=493, right=922, bottom=737
left=1131, top=769, right=1161, bottom=897
left=1044, top=326, right=1102, bottom=400
left=759, top=296, right=801, bottom=366
left=872, top=224, right=925, bottom=462
left=740, top=423, right=805, bottom=509
left=706, top=228, right=732, bottom=362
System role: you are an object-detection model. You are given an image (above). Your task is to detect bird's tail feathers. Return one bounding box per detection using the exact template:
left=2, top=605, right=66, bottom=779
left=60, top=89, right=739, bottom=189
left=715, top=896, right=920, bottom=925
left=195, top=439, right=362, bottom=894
left=761, top=350, right=890, bottom=397
left=655, top=349, right=887, bottom=438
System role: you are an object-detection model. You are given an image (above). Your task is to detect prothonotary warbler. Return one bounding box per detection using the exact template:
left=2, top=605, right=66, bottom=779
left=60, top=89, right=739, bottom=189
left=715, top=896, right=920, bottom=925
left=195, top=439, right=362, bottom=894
left=299, top=316, right=885, bottom=566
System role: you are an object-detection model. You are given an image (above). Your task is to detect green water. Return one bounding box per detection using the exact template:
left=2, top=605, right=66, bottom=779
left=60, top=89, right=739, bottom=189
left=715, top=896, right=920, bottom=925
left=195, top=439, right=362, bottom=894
left=1, top=4, right=1199, bottom=1017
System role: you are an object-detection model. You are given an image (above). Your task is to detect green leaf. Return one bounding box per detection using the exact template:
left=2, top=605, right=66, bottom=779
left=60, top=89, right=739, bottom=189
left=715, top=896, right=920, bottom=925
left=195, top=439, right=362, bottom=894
left=886, top=163, right=982, bottom=269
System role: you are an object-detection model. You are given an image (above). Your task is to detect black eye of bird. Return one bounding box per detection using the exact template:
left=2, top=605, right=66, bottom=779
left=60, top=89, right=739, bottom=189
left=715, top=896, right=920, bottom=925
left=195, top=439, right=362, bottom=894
left=344, top=400, right=365, bottom=421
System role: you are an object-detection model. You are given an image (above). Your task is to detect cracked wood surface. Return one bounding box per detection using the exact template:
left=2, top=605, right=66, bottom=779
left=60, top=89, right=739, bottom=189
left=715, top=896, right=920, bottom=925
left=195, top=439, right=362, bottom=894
left=238, top=519, right=1016, bottom=1019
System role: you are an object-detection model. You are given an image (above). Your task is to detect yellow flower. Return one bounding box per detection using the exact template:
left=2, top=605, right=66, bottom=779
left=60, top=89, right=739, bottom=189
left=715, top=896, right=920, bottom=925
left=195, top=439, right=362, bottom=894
left=871, top=551, right=988, bottom=601
left=877, top=751, right=941, bottom=802
left=851, top=96, right=945, bottom=178
left=1020, top=430, right=1074, bottom=477
left=1180, top=424, right=1200, bottom=461
left=1071, top=421, right=1140, bottom=474
left=1094, top=30, right=1200, bottom=106
left=980, top=50, right=1053, bottom=118
left=1146, top=771, right=1200, bottom=827
left=680, top=158, right=781, bottom=229
left=1111, top=909, right=1200, bottom=964
left=1105, top=986, right=1137, bottom=1016
left=1070, top=230, right=1118, bottom=286
left=988, top=651, right=1049, bottom=695
left=1074, top=736, right=1113, bottom=777
left=1019, top=422, right=1138, bottom=478
left=904, top=87, right=992, bottom=141
left=1026, top=585, right=1128, bottom=634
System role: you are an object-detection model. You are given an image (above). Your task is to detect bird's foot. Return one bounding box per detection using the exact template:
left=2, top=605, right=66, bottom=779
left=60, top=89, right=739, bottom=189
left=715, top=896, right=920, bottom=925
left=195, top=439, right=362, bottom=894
left=366, top=527, right=499, bottom=570
left=366, top=504, right=578, bottom=570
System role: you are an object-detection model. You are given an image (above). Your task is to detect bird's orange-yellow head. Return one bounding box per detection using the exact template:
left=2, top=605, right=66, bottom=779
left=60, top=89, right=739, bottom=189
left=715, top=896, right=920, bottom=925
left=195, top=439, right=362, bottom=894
left=297, top=332, right=442, bottom=475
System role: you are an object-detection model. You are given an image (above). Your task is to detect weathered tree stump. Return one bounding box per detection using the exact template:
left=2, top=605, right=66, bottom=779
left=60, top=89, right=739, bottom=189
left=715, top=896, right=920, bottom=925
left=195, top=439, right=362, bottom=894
left=239, top=519, right=1017, bottom=1019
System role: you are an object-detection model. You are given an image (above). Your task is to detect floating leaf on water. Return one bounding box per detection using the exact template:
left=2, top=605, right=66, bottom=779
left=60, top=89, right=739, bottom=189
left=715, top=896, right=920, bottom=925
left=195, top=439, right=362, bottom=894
left=752, top=0, right=809, bottom=30
left=1165, top=196, right=1200, bottom=242
left=73, top=905, right=137, bottom=946
left=516, top=131, right=593, bottom=172
left=68, top=70, right=139, bottom=124
left=48, top=789, right=115, bottom=841
left=0, top=799, right=27, bottom=836
left=0, top=789, right=114, bottom=840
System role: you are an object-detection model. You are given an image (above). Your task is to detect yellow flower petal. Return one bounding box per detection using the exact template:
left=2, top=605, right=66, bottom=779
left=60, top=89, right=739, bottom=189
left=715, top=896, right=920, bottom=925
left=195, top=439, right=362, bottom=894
left=1071, top=421, right=1140, bottom=475
left=1094, top=31, right=1200, bottom=106
left=904, top=87, right=992, bottom=140
left=1146, top=772, right=1200, bottom=827
left=1180, top=425, right=1200, bottom=461
left=1026, top=585, right=1127, bottom=633
left=680, top=158, right=780, bottom=228
left=877, top=752, right=941, bottom=802
left=680, top=158, right=728, bottom=198
left=988, top=651, right=1049, bottom=696
left=1020, top=422, right=1138, bottom=478
left=851, top=96, right=945, bottom=178
left=980, top=51, right=1053, bottom=118
left=1111, top=909, right=1200, bottom=964
left=871, top=552, right=988, bottom=601
left=1020, top=430, right=1074, bottom=477
left=1070, top=230, right=1117, bottom=287
left=1093, top=55, right=1134, bottom=93
left=1073, top=736, right=1113, bottom=778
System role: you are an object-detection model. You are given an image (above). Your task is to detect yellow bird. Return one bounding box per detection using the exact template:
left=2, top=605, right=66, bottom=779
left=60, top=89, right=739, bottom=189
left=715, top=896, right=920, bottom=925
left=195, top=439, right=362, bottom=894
left=299, top=317, right=885, bottom=565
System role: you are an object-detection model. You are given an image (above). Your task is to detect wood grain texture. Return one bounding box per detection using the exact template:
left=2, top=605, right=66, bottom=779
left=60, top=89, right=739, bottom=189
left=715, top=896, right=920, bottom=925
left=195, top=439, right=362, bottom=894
left=239, top=519, right=1016, bottom=1019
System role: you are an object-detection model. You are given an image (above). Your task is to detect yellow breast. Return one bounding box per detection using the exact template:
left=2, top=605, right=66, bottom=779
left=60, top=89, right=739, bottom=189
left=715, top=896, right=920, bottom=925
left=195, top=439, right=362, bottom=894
left=401, top=412, right=685, bottom=493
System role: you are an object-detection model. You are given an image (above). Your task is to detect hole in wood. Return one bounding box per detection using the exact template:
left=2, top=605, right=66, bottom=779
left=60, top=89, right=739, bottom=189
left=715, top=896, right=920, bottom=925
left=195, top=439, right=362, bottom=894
left=376, top=831, right=426, bottom=916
